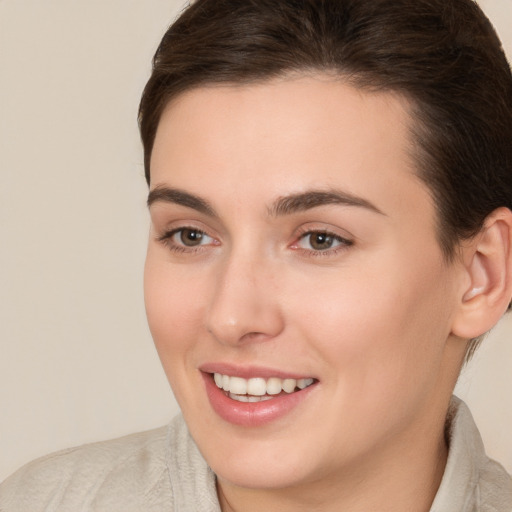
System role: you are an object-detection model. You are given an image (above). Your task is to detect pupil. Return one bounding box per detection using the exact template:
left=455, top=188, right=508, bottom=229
left=311, top=233, right=332, bottom=250
left=181, top=229, right=203, bottom=246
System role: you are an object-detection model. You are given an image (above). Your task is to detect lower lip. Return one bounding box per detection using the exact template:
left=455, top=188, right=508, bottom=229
left=201, top=372, right=317, bottom=427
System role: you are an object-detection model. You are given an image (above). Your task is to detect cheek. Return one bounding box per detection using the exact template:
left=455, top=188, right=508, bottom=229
left=279, top=256, right=454, bottom=458
left=289, top=251, right=454, bottom=397
left=144, top=256, right=206, bottom=361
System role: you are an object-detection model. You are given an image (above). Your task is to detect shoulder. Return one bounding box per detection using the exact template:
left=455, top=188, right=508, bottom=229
left=433, top=397, right=512, bottom=512
left=477, top=457, right=512, bottom=512
left=0, top=423, right=175, bottom=512
left=454, top=399, right=512, bottom=511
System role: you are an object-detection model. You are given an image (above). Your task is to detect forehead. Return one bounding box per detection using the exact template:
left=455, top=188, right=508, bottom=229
left=150, top=76, right=432, bottom=226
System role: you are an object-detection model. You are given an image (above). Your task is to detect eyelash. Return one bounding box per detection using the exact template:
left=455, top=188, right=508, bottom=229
left=156, top=227, right=354, bottom=257
left=157, top=226, right=215, bottom=254
left=292, top=228, right=354, bottom=257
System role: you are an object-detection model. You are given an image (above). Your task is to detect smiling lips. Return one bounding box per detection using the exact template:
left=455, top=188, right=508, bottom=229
left=203, top=371, right=317, bottom=426
left=213, top=373, right=315, bottom=402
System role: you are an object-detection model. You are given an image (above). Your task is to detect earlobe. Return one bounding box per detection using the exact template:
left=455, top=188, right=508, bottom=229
left=452, top=207, right=512, bottom=339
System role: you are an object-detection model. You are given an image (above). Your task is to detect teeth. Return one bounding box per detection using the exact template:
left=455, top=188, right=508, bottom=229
left=213, top=373, right=314, bottom=397
left=229, top=376, right=247, bottom=395
left=298, top=378, right=314, bottom=389
left=229, top=393, right=274, bottom=403
left=247, top=378, right=266, bottom=396
left=266, top=377, right=282, bottom=395
left=282, top=378, right=297, bottom=393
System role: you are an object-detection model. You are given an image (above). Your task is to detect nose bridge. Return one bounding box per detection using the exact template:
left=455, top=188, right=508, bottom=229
left=205, top=245, right=283, bottom=345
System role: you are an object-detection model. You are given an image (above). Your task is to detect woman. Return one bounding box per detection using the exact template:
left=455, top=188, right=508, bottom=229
left=1, top=0, right=511, bottom=510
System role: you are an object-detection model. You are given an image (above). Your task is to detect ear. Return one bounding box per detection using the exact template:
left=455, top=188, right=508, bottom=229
left=451, top=207, right=512, bottom=339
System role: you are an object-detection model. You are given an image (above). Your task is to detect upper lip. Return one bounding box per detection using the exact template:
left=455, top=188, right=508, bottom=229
left=199, top=362, right=316, bottom=381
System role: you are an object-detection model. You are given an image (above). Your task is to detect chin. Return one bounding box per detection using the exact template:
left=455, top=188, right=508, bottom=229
left=186, top=415, right=325, bottom=491
left=211, top=450, right=315, bottom=490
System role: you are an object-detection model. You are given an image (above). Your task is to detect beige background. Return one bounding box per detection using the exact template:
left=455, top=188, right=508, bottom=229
left=0, top=0, right=511, bottom=481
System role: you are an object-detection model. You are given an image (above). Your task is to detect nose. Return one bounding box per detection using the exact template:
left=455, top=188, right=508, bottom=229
left=205, top=252, right=285, bottom=346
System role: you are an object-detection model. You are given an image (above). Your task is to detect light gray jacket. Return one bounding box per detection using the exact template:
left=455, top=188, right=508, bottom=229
left=1, top=397, right=510, bottom=511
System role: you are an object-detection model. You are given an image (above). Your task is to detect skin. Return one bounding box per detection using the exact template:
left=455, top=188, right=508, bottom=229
left=145, top=76, right=473, bottom=511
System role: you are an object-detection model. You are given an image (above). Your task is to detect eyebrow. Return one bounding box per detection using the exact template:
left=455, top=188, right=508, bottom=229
left=147, top=186, right=217, bottom=217
left=147, top=186, right=384, bottom=218
left=269, top=189, right=385, bottom=217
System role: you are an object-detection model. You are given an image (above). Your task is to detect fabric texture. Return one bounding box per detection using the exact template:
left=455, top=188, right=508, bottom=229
left=0, top=397, right=510, bottom=511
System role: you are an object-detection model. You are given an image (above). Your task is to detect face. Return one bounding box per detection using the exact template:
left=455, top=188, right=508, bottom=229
left=145, top=76, right=465, bottom=490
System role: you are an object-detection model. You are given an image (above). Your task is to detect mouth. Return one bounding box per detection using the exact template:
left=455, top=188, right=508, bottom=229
left=213, top=373, right=315, bottom=403
left=200, top=365, right=318, bottom=426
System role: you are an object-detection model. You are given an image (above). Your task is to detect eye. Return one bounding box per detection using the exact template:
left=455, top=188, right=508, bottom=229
left=172, top=228, right=211, bottom=247
left=295, top=231, right=352, bottom=252
left=158, top=226, right=217, bottom=252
